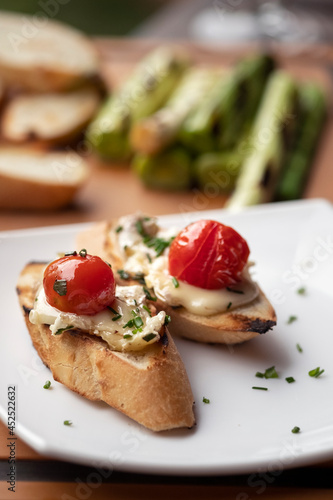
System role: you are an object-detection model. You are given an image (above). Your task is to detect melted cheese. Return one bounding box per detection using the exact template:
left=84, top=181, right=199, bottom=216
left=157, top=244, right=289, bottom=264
left=29, top=285, right=165, bottom=352
left=110, top=213, right=259, bottom=316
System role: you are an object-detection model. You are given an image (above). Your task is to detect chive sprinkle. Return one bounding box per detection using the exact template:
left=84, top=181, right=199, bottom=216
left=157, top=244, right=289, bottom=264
left=117, top=269, right=130, bottom=280
left=115, top=225, right=123, bottom=233
left=252, top=386, right=268, bottom=391
left=54, top=325, right=74, bottom=335
left=285, top=377, right=295, bottom=383
left=202, top=397, right=210, bottom=404
left=53, top=279, right=67, bottom=296
left=63, top=420, right=72, bottom=426
left=297, top=287, right=306, bottom=295
left=143, top=287, right=157, bottom=301
left=256, top=366, right=278, bottom=379
left=226, top=287, right=244, bottom=294
left=296, top=343, right=303, bottom=353
left=143, top=305, right=152, bottom=316
left=308, top=367, right=325, bottom=378
left=287, top=315, right=298, bottom=324
left=43, top=380, right=51, bottom=389
left=172, top=276, right=179, bottom=288
left=123, top=334, right=132, bottom=339
left=292, top=426, right=300, bottom=434
left=79, top=248, right=87, bottom=258
left=255, top=372, right=265, bottom=378
left=134, top=316, right=144, bottom=328
left=142, top=333, right=157, bottom=342
left=227, top=302, right=232, bottom=310
left=164, top=315, right=171, bottom=325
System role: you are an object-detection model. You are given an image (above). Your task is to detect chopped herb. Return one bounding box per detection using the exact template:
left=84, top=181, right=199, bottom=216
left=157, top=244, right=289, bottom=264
left=143, top=305, right=151, bottom=316
left=107, top=306, right=122, bottom=321
left=292, top=426, right=300, bottom=434
left=285, top=377, right=295, bottom=383
left=308, top=367, right=325, bottom=378
left=123, top=334, right=132, bottom=339
left=202, top=397, right=210, bottom=404
left=132, top=327, right=143, bottom=334
left=164, top=315, right=171, bottom=326
left=112, top=314, right=122, bottom=322
left=252, top=386, right=268, bottom=391
left=133, top=272, right=146, bottom=285
left=117, top=269, right=130, bottom=280
left=135, top=219, right=145, bottom=236
left=297, top=287, right=306, bottom=295
left=79, top=248, right=87, bottom=258
left=65, top=251, right=77, bottom=256
left=143, top=216, right=151, bottom=222
left=54, top=325, right=74, bottom=335
left=147, top=253, right=152, bottom=263
left=255, top=372, right=265, bottom=378
left=287, top=315, right=298, bottom=324
left=123, top=319, right=135, bottom=329
left=227, top=302, right=232, bottom=310
left=142, top=333, right=157, bottom=342
left=143, top=287, right=157, bottom=301
left=63, top=420, right=72, bottom=426
left=172, top=276, right=179, bottom=288
left=43, top=380, right=51, bottom=389
left=134, top=316, right=144, bottom=328
left=35, top=297, right=38, bottom=302
left=53, top=279, right=67, bottom=296
left=296, top=343, right=303, bottom=353
left=134, top=299, right=138, bottom=306
left=115, top=225, right=123, bottom=233
left=264, top=366, right=279, bottom=379
left=226, top=287, right=244, bottom=294
left=107, top=306, right=118, bottom=314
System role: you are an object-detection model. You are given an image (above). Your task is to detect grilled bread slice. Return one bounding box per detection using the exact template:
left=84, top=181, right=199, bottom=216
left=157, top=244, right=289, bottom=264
left=1, top=87, right=101, bottom=146
left=0, top=147, right=89, bottom=210
left=77, top=219, right=276, bottom=344
left=16, top=262, right=195, bottom=432
left=0, top=12, right=100, bottom=92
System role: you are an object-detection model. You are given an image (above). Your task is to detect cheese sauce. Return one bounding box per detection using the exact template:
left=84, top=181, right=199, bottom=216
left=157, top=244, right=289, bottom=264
left=30, top=285, right=165, bottom=352
left=110, top=214, right=259, bottom=316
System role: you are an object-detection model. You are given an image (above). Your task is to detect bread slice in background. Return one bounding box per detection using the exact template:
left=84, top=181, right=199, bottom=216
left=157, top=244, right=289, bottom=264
left=16, top=262, right=195, bottom=432
left=0, top=12, right=100, bottom=92
left=0, top=147, right=89, bottom=210
left=1, top=87, right=101, bottom=146
left=77, top=221, right=277, bottom=345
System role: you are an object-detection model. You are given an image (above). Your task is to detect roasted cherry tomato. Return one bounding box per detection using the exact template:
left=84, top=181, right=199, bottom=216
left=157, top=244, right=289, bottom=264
left=168, top=220, right=249, bottom=289
left=43, top=251, right=116, bottom=315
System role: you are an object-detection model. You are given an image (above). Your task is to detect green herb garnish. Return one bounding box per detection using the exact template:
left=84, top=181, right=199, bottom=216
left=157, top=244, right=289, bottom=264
left=134, top=316, right=144, bottom=328
left=308, top=367, right=325, bottom=378
left=256, top=366, right=278, bottom=379
left=226, top=287, right=244, bottom=294
left=115, top=225, right=123, bottom=233
left=296, top=343, right=303, bottom=353
left=285, top=377, right=295, bottom=384
left=287, top=315, right=298, bottom=324
left=297, top=287, right=306, bottom=295
left=142, top=333, right=157, bottom=342
left=164, top=315, right=171, bottom=326
left=43, top=380, right=51, bottom=389
left=147, top=253, right=152, bottom=263
left=63, top=420, right=72, bottom=426
left=143, top=287, right=157, bottom=301
left=255, top=372, right=265, bottom=378
left=202, top=397, right=210, bottom=404
left=123, top=319, right=135, bottom=329
left=53, top=279, right=67, bottom=296
left=172, top=276, right=179, bottom=288
left=54, top=325, right=74, bottom=335
left=252, top=386, right=268, bottom=391
left=292, top=426, right=300, bottom=434
left=227, top=302, right=232, bottom=310
left=143, top=305, right=152, bottom=317
left=79, top=248, right=87, bottom=258
left=117, top=270, right=130, bottom=280
left=123, top=334, right=132, bottom=339
left=65, top=251, right=77, bottom=256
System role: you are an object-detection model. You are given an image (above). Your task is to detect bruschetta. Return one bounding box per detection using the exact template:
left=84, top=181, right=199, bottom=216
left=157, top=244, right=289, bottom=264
left=16, top=251, right=195, bottom=431
left=77, top=214, right=277, bottom=344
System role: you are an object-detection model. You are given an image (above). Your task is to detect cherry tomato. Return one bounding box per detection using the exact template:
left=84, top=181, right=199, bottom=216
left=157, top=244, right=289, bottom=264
left=43, top=252, right=116, bottom=315
left=168, top=220, right=249, bottom=289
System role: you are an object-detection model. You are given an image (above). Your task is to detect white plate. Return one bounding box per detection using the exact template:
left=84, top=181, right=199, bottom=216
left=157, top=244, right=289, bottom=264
left=1, top=199, right=333, bottom=476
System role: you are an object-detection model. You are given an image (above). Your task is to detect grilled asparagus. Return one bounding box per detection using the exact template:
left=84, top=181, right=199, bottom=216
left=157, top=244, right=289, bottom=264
left=275, top=82, right=326, bottom=201
left=130, top=68, right=220, bottom=155
left=86, top=48, right=189, bottom=160
left=226, top=70, right=298, bottom=210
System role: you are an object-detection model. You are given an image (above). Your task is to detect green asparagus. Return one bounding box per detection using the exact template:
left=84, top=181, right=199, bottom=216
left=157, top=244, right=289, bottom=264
left=130, top=68, right=220, bottom=155
left=194, top=151, right=243, bottom=192
left=275, top=82, right=326, bottom=200
left=226, top=70, right=298, bottom=210
left=132, top=147, right=192, bottom=190
left=86, top=48, right=189, bottom=160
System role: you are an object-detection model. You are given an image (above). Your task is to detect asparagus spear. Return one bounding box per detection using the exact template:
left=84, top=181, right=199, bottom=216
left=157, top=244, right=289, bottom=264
left=275, top=82, right=326, bottom=201
left=86, top=48, right=189, bottom=160
left=179, top=54, right=275, bottom=154
left=130, top=68, right=220, bottom=155
left=226, top=70, right=298, bottom=210
left=132, top=147, right=192, bottom=190
left=194, top=151, right=243, bottom=193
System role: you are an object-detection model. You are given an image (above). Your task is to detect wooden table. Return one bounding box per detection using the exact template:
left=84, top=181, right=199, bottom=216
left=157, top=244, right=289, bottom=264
left=1, top=38, right=333, bottom=499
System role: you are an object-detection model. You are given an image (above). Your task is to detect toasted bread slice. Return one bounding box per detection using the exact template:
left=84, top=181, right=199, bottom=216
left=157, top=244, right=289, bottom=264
left=16, top=262, right=195, bottom=432
left=0, top=147, right=89, bottom=210
left=1, top=87, right=101, bottom=145
left=0, top=12, right=100, bottom=92
left=77, top=219, right=276, bottom=344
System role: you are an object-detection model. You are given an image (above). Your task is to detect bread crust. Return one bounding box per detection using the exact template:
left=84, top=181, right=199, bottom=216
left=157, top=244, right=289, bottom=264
left=17, top=262, right=195, bottom=432
left=77, top=221, right=277, bottom=344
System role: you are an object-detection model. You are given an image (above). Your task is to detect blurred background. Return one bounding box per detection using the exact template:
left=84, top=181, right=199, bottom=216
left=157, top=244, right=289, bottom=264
left=0, top=0, right=332, bottom=43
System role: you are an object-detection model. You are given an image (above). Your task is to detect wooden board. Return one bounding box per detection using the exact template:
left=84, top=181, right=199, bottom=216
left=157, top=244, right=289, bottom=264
left=0, top=39, right=332, bottom=231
